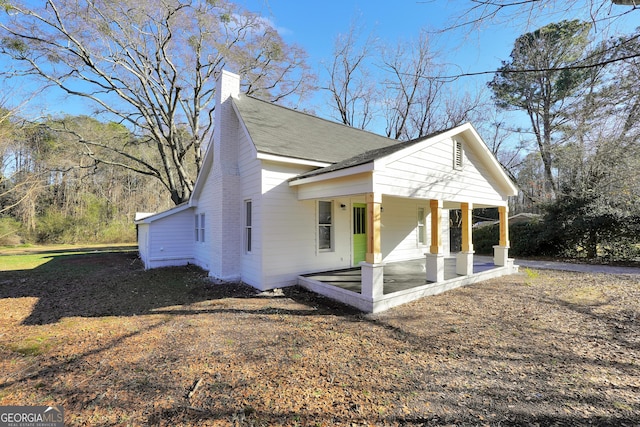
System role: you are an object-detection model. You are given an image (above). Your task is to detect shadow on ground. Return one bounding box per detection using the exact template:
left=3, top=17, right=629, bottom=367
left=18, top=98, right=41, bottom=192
left=0, top=250, right=359, bottom=325
left=1, top=250, right=639, bottom=426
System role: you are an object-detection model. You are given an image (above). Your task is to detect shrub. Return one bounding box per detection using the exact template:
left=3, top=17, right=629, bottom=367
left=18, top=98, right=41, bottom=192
left=0, top=217, right=23, bottom=246
left=472, top=224, right=499, bottom=255
left=98, top=220, right=136, bottom=243
left=473, top=219, right=551, bottom=258
left=510, top=220, right=557, bottom=257
left=36, top=209, right=74, bottom=244
left=474, top=196, right=640, bottom=262
left=542, top=193, right=640, bottom=262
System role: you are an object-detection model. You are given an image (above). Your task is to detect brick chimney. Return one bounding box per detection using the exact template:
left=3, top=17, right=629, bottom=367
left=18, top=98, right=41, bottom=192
left=208, top=69, right=241, bottom=281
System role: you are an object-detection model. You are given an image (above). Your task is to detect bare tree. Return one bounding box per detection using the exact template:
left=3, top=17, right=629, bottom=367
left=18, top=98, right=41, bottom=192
left=430, top=0, right=637, bottom=33
left=0, top=0, right=315, bottom=205
left=480, top=112, right=528, bottom=171
left=380, top=31, right=483, bottom=141
left=556, top=29, right=640, bottom=194
left=324, top=19, right=379, bottom=130
left=381, top=31, right=445, bottom=140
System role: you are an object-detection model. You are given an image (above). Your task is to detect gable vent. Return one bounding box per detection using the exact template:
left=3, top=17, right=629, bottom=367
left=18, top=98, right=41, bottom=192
left=454, top=139, right=464, bottom=170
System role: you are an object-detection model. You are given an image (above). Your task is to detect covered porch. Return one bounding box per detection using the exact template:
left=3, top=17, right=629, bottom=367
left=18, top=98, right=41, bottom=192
left=289, top=124, right=520, bottom=313
left=298, top=192, right=517, bottom=313
left=299, top=252, right=518, bottom=313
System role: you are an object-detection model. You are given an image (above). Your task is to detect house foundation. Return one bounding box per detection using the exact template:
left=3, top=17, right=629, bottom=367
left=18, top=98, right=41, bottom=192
left=360, top=261, right=384, bottom=300
left=299, top=256, right=519, bottom=313
left=426, top=253, right=445, bottom=282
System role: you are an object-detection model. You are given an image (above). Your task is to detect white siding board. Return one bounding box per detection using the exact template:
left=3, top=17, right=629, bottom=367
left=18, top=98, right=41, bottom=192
left=379, top=197, right=452, bottom=262
left=377, top=137, right=508, bottom=205
left=238, top=129, right=263, bottom=288
left=137, top=224, right=150, bottom=267
left=192, top=157, right=215, bottom=271
left=147, top=208, right=194, bottom=268
left=260, top=161, right=352, bottom=289
left=296, top=173, right=372, bottom=200
left=381, top=197, right=428, bottom=262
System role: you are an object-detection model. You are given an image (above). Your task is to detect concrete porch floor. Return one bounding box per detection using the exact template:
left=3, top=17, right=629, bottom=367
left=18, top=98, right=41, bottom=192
left=298, top=255, right=518, bottom=313
left=302, top=255, right=499, bottom=295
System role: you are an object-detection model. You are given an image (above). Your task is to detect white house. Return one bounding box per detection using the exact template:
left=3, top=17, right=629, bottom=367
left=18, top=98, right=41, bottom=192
left=136, top=70, right=519, bottom=313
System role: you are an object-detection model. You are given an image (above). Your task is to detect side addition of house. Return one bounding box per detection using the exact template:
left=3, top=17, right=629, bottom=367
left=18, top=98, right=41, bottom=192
left=136, top=70, right=519, bottom=313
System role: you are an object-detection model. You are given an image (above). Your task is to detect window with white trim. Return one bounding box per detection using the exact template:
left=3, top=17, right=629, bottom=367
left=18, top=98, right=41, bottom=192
left=199, top=213, right=205, bottom=242
left=195, top=214, right=199, bottom=241
left=453, top=139, right=464, bottom=170
left=417, top=207, right=426, bottom=245
left=318, top=200, right=333, bottom=251
left=244, top=200, right=252, bottom=253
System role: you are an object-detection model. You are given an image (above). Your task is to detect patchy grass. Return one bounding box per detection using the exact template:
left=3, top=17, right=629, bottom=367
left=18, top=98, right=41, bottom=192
left=0, top=243, right=137, bottom=271
left=7, top=336, right=53, bottom=356
left=560, top=285, right=606, bottom=306
left=0, top=247, right=639, bottom=426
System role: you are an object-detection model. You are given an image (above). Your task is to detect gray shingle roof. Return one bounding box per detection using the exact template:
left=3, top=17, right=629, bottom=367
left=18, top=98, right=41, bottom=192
left=233, top=94, right=398, bottom=163
left=291, top=138, right=421, bottom=180
left=292, top=128, right=451, bottom=180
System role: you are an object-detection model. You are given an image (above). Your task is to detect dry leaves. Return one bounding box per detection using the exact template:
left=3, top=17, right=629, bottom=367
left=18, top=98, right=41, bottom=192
left=0, top=252, right=639, bottom=426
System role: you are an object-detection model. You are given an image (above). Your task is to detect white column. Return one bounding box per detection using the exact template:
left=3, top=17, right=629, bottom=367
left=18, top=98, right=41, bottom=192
left=426, top=199, right=445, bottom=282
left=456, top=202, right=474, bottom=275
left=360, top=261, right=384, bottom=300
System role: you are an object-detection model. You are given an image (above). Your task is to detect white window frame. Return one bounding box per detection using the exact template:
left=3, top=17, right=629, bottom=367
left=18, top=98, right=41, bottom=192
left=244, top=200, right=252, bottom=253
left=317, top=200, right=333, bottom=251
left=197, top=213, right=205, bottom=243
left=417, top=206, right=426, bottom=246
left=195, top=214, right=199, bottom=242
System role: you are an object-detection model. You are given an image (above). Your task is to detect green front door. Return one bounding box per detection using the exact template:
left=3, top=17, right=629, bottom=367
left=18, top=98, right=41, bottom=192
left=353, top=203, right=367, bottom=265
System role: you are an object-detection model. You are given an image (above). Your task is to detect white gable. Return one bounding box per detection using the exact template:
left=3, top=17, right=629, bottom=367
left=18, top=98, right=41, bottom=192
left=376, top=135, right=509, bottom=207
left=290, top=123, right=517, bottom=207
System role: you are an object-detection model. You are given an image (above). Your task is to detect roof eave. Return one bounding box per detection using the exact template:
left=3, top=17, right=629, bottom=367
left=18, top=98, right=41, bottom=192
left=289, top=162, right=375, bottom=186
left=257, top=152, right=331, bottom=167
left=134, top=203, right=192, bottom=224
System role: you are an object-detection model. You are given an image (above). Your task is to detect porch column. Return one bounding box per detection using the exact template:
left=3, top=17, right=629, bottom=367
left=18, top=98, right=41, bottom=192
left=426, top=199, right=445, bottom=282
left=493, top=205, right=510, bottom=266
left=456, top=202, right=474, bottom=275
left=360, top=262, right=384, bottom=300
left=361, top=192, right=383, bottom=300
left=365, top=192, right=382, bottom=264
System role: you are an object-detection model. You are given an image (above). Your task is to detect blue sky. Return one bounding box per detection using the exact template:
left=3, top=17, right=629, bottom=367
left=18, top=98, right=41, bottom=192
left=239, top=0, right=639, bottom=130
left=242, top=0, right=517, bottom=86
left=241, top=0, right=638, bottom=81
left=4, top=1, right=638, bottom=127
left=237, top=0, right=523, bottom=133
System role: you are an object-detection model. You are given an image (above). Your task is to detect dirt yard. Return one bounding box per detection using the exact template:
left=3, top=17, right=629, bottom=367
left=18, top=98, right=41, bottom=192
left=0, top=250, right=638, bottom=426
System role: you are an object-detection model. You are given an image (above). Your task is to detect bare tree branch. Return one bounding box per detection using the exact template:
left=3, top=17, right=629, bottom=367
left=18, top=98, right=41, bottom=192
left=0, top=0, right=315, bottom=204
